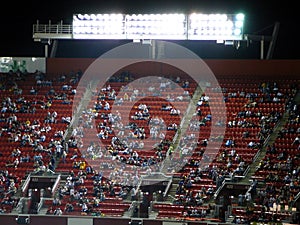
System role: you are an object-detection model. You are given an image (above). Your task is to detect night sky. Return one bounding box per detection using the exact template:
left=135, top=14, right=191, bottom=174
left=0, top=0, right=298, bottom=59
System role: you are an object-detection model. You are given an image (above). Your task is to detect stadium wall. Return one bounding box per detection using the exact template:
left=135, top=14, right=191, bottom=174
left=0, top=214, right=213, bottom=225
left=46, top=58, right=300, bottom=79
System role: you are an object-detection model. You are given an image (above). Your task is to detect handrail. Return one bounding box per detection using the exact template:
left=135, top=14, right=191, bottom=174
left=213, top=179, right=226, bottom=200
left=33, top=24, right=72, bottom=35
left=292, top=192, right=300, bottom=206
left=22, top=173, right=31, bottom=194
left=127, top=201, right=137, bottom=217
left=242, top=165, right=250, bottom=177
left=37, top=198, right=44, bottom=212
left=16, top=197, right=25, bottom=214
left=163, top=179, right=173, bottom=198
left=134, top=178, right=142, bottom=196
left=51, top=174, right=61, bottom=194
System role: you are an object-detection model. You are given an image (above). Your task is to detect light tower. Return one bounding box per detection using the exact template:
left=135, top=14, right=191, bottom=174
left=32, top=12, right=246, bottom=58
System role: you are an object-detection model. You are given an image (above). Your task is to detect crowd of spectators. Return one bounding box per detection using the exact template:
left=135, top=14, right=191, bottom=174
left=0, top=69, right=83, bottom=212
left=229, top=81, right=299, bottom=223
left=160, top=79, right=298, bottom=222
left=0, top=68, right=299, bottom=223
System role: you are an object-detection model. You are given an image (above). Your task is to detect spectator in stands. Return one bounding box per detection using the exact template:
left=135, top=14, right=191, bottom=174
left=30, top=87, right=37, bottom=95
left=118, top=187, right=129, bottom=200
left=20, top=153, right=30, bottom=163
left=52, top=197, right=61, bottom=206
left=182, top=80, right=189, bottom=88
left=81, top=202, right=89, bottom=213
left=61, top=116, right=71, bottom=124
left=53, top=207, right=63, bottom=215
left=225, top=138, right=234, bottom=147
left=170, top=107, right=180, bottom=115
left=46, top=206, right=54, bottom=215
left=5, top=182, right=17, bottom=196
left=11, top=148, right=21, bottom=157
left=64, top=203, right=74, bottom=212
left=131, top=186, right=137, bottom=201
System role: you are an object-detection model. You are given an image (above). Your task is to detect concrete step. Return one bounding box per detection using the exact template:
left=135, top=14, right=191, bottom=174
left=148, top=211, right=159, bottom=219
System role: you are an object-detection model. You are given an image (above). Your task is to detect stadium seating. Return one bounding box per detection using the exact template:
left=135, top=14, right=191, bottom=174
left=0, top=69, right=299, bottom=224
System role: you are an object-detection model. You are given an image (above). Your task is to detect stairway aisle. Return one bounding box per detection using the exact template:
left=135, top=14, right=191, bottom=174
left=160, top=84, right=204, bottom=174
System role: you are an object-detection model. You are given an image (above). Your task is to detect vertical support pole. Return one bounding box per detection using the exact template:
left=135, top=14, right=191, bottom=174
left=260, top=36, right=264, bottom=60
left=151, top=40, right=156, bottom=59
left=44, top=44, right=48, bottom=58
left=266, top=22, right=280, bottom=59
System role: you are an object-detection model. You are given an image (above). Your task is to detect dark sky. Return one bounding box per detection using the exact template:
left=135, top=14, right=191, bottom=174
left=1, top=0, right=298, bottom=59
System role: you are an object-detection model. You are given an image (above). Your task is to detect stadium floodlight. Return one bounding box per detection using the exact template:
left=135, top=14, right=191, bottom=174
left=188, top=13, right=244, bottom=41
left=33, top=13, right=244, bottom=42
left=125, top=13, right=186, bottom=40
left=73, top=13, right=125, bottom=39
left=71, top=13, right=244, bottom=41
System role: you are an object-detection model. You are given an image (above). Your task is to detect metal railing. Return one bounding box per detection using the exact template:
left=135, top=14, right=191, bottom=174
left=51, top=174, right=61, bottom=194
left=15, top=197, right=25, bottom=214
left=37, top=198, right=44, bottom=213
left=21, top=173, right=31, bottom=195
left=33, top=23, right=72, bottom=35
left=163, top=179, right=173, bottom=199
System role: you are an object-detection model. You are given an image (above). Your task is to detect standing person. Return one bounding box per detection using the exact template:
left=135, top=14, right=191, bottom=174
left=131, top=186, right=137, bottom=201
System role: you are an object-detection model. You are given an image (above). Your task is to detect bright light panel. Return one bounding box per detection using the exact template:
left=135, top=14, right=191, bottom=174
left=125, top=13, right=186, bottom=40
left=73, top=13, right=125, bottom=39
left=72, top=13, right=244, bottom=41
left=188, top=13, right=244, bottom=40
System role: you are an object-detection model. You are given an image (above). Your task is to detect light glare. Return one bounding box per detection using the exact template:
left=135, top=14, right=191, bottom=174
left=72, top=13, right=244, bottom=40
